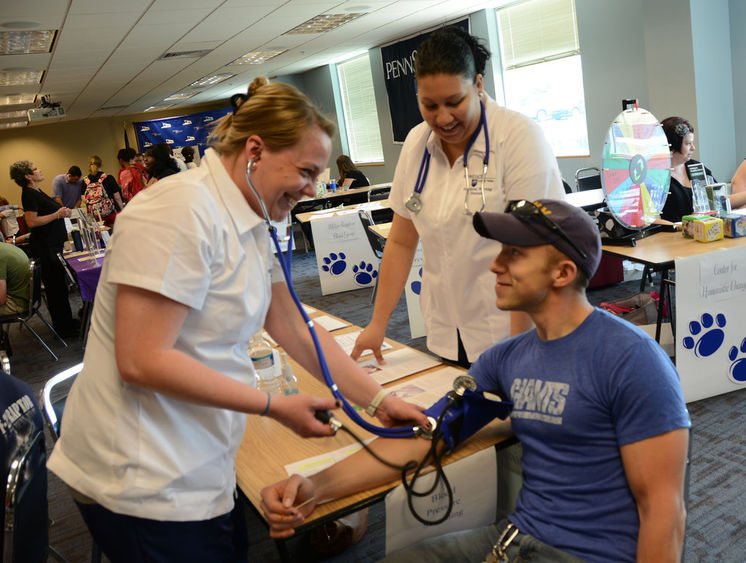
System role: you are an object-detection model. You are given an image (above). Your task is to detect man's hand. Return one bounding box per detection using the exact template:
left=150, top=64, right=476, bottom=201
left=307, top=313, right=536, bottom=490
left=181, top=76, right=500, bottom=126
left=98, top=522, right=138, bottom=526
left=351, top=324, right=386, bottom=363
left=260, top=474, right=317, bottom=538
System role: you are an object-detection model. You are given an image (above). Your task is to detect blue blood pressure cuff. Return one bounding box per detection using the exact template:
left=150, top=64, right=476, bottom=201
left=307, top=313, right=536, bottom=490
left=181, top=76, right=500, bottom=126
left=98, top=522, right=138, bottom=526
left=423, top=387, right=513, bottom=452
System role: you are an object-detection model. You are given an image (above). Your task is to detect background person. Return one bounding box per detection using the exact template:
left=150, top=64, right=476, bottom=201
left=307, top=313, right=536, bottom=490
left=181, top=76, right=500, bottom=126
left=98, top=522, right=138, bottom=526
left=51, top=165, right=84, bottom=209
left=352, top=26, right=564, bottom=368
left=85, top=155, right=124, bottom=211
left=0, top=197, right=26, bottom=244
left=336, top=154, right=369, bottom=188
left=143, top=143, right=181, bottom=186
left=658, top=117, right=746, bottom=222
left=181, top=145, right=198, bottom=169
left=117, top=147, right=147, bottom=203
left=262, top=199, right=690, bottom=563
left=48, top=77, right=426, bottom=562
left=11, top=161, right=78, bottom=336
left=0, top=241, right=30, bottom=315
left=731, top=158, right=746, bottom=197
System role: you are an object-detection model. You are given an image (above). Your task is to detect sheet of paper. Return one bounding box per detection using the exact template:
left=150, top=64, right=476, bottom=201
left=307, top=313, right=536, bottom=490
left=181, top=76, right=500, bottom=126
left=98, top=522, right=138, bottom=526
left=302, top=304, right=317, bottom=314
left=357, top=348, right=441, bottom=385
left=313, top=314, right=351, bottom=332
left=284, top=439, right=374, bottom=477
left=386, top=366, right=465, bottom=408
left=334, top=330, right=392, bottom=356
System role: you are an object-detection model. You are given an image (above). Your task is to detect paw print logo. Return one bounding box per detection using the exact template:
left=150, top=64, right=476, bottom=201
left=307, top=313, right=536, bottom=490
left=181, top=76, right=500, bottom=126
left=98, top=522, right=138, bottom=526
left=682, top=313, right=726, bottom=357
left=728, top=338, right=746, bottom=383
left=321, top=252, right=347, bottom=276
left=352, top=261, right=378, bottom=285
left=410, top=267, right=423, bottom=295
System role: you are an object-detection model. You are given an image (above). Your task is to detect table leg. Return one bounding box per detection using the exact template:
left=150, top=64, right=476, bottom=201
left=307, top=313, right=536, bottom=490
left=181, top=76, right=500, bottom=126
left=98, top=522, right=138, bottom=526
left=655, top=267, right=668, bottom=343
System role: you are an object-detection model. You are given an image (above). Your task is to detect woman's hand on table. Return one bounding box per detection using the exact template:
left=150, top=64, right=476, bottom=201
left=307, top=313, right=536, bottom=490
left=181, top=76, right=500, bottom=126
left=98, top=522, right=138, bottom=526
left=350, top=324, right=387, bottom=364
left=56, top=207, right=72, bottom=219
left=267, top=393, right=340, bottom=438
left=260, top=474, right=316, bottom=538
left=375, top=394, right=428, bottom=429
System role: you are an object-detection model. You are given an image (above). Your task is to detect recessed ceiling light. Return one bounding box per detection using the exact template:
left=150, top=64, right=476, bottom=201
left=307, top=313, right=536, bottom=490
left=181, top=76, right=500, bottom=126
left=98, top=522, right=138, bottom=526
left=158, top=49, right=212, bottom=60
left=0, top=109, right=28, bottom=119
left=230, top=49, right=287, bottom=65
left=0, top=68, right=43, bottom=86
left=0, top=93, right=36, bottom=106
left=0, top=120, right=27, bottom=129
left=189, top=73, right=235, bottom=88
left=163, top=92, right=199, bottom=102
left=0, top=21, right=40, bottom=30
left=0, top=30, right=56, bottom=54
left=284, top=13, right=365, bottom=34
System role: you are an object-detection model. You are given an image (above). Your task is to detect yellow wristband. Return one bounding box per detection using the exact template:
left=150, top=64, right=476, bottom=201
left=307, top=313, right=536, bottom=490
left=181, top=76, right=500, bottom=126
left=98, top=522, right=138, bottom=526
left=365, top=389, right=389, bottom=417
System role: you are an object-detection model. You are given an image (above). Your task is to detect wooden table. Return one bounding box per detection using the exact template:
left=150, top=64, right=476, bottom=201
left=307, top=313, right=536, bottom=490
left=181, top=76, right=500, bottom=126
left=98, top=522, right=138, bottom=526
left=602, top=231, right=746, bottom=342
left=368, top=222, right=392, bottom=242
left=234, top=316, right=513, bottom=556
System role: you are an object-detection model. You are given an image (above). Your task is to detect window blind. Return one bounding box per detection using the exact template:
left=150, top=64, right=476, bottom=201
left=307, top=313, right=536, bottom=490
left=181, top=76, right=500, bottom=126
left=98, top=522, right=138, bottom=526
left=497, top=0, right=579, bottom=70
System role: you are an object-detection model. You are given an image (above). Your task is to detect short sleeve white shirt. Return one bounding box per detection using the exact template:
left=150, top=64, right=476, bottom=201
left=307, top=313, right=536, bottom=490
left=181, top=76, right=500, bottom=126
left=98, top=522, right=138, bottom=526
left=48, top=148, right=282, bottom=521
left=389, top=96, right=565, bottom=361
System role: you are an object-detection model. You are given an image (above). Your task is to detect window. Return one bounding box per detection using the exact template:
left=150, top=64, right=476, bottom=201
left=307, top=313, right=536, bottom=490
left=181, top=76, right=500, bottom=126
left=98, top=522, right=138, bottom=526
left=336, top=53, right=384, bottom=163
left=496, top=0, right=589, bottom=157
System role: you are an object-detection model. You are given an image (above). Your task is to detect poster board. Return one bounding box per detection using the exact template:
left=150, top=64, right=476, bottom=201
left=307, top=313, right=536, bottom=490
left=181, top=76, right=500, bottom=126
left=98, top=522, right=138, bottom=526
left=404, top=242, right=425, bottom=338
left=310, top=212, right=380, bottom=295
left=675, top=245, right=746, bottom=401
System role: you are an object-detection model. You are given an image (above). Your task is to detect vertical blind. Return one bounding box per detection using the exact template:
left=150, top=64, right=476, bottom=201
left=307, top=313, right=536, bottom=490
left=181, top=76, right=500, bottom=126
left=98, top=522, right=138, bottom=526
left=336, top=53, right=384, bottom=163
left=497, top=0, right=579, bottom=70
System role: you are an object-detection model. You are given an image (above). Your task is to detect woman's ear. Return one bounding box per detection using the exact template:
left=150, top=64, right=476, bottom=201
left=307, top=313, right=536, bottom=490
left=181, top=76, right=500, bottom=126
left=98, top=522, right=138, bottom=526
left=475, top=74, right=484, bottom=96
left=244, top=135, right=263, bottom=162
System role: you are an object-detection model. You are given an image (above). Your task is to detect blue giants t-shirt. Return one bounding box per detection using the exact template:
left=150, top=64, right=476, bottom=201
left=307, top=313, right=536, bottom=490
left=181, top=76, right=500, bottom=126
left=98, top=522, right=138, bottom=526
left=470, top=308, right=690, bottom=563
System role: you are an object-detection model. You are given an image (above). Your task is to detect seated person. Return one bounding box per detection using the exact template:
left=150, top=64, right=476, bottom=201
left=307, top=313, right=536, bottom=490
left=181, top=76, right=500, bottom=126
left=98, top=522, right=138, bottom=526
left=0, top=368, right=46, bottom=561
left=262, top=199, right=691, bottom=563
left=336, top=155, right=369, bottom=189
left=0, top=242, right=30, bottom=315
left=658, top=117, right=746, bottom=222
left=0, top=197, right=27, bottom=244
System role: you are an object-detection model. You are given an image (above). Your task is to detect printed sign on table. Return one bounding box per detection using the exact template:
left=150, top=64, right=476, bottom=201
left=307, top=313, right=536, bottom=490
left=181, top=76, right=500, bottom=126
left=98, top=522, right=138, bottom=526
left=675, top=244, right=746, bottom=402
left=384, top=447, right=497, bottom=554
left=404, top=242, right=425, bottom=338
left=311, top=212, right=380, bottom=295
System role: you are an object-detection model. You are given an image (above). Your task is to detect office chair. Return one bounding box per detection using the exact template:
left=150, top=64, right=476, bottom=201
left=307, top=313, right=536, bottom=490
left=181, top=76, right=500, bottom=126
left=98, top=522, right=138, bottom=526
left=562, top=178, right=573, bottom=194
left=56, top=253, right=77, bottom=293
left=574, top=167, right=602, bottom=192
left=367, top=185, right=390, bottom=202
left=357, top=211, right=385, bottom=304
left=0, top=260, right=67, bottom=361
left=3, top=429, right=65, bottom=563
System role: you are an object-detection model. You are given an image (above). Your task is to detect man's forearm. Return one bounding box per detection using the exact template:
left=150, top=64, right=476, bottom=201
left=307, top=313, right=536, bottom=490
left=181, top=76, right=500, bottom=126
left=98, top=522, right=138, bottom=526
left=636, top=502, right=685, bottom=562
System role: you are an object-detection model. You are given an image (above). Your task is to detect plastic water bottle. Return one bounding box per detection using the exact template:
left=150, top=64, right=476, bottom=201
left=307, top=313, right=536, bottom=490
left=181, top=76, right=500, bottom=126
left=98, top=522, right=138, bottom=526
left=330, top=179, right=337, bottom=193
left=280, top=352, right=298, bottom=395
left=249, top=332, right=281, bottom=395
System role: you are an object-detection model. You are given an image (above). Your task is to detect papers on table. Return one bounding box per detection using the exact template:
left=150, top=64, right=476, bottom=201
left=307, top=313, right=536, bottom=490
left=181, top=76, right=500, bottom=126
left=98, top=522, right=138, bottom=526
left=334, top=330, right=392, bottom=356
left=302, top=304, right=317, bottom=315
left=313, top=314, right=351, bottom=332
left=386, top=366, right=465, bottom=409
left=357, top=348, right=441, bottom=385
left=284, top=439, right=374, bottom=478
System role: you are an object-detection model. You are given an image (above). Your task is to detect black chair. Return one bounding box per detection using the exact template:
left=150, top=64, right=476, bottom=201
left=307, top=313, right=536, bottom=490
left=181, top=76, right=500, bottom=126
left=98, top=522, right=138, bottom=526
left=367, top=186, right=390, bottom=202
left=3, top=429, right=65, bottom=563
left=574, top=167, right=602, bottom=191
left=562, top=178, right=573, bottom=194
left=0, top=260, right=67, bottom=361
left=357, top=211, right=385, bottom=303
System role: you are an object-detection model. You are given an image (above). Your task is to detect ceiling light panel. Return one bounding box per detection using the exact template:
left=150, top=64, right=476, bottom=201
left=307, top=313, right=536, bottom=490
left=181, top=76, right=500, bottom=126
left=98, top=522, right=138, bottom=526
left=284, top=13, right=365, bottom=34
left=0, top=68, right=43, bottom=86
left=163, top=91, right=199, bottom=101
left=0, top=109, right=28, bottom=119
left=230, top=49, right=287, bottom=65
left=0, top=30, right=56, bottom=55
left=189, top=73, right=235, bottom=88
left=0, top=93, right=36, bottom=106
left=0, top=120, right=27, bottom=129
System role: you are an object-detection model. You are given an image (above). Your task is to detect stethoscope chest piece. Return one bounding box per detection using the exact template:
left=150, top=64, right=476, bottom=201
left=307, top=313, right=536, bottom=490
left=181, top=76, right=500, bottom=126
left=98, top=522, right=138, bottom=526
left=405, top=193, right=423, bottom=213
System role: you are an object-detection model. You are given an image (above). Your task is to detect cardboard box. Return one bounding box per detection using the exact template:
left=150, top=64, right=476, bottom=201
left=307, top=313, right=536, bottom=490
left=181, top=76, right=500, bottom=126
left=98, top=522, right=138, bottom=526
left=691, top=216, right=723, bottom=242
left=722, top=213, right=746, bottom=238
left=682, top=212, right=720, bottom=238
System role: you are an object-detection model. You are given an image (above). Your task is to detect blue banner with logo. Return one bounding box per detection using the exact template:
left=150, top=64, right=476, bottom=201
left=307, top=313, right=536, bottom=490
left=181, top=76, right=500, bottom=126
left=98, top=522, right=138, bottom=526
left=133, top=107, right=231, bottom=154
left=381, top=19, right=469, bottom=143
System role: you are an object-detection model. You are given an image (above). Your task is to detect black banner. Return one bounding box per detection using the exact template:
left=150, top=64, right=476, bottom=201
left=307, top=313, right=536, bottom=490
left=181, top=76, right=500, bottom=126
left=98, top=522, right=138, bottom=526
left=381, top=19, right=469, bottom=143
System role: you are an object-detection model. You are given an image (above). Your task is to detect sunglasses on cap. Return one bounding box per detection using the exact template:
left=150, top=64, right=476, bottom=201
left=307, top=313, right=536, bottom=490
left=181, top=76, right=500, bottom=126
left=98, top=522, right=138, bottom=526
left=505, top=200, right=588, bottom=260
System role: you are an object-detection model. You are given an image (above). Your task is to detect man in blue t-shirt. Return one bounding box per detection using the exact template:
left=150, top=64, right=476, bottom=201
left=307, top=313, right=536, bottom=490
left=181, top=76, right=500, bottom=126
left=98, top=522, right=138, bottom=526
left=260, top=199, right=690, bottom=563
left=51, top=165, right=84, bottom=209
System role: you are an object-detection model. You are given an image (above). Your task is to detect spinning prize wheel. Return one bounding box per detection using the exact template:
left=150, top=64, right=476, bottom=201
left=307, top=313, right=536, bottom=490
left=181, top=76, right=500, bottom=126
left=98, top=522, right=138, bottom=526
left=602, top=106, right=670, bottom=231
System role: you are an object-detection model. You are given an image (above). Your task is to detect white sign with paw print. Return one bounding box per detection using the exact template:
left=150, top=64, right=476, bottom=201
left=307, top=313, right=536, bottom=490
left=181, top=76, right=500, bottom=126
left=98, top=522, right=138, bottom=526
left=311, top=213, right=380, bottom=295
left=676, top=245, right=746, bottom=402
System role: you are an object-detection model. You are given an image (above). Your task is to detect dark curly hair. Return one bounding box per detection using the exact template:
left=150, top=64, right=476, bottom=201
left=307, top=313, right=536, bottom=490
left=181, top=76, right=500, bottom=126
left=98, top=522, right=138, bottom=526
left=415, top=26, right=490, bottom=82
left=661, top=116, right=694, bottom=153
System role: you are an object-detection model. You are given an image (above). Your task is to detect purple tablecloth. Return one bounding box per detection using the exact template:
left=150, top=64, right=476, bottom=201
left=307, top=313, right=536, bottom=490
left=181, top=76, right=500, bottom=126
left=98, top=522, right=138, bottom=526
left=64, top=251, right=104, bottom=302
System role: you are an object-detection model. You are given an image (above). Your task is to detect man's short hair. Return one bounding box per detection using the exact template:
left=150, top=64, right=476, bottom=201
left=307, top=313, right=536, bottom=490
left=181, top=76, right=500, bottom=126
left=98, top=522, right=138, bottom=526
left=473, top=199, right=602, bottom=280
left=67, top=165, right=82, bottom=178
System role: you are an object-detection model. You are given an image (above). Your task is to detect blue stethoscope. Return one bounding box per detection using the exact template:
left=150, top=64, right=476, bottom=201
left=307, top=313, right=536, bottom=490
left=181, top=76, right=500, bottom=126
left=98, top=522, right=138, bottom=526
left=245, top=161, right=418, bottom=438
left=405, top=101, right=490, bottom=216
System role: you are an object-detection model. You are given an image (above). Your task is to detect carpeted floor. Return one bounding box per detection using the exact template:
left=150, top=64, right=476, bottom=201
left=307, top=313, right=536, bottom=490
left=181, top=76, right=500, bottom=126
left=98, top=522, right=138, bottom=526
left=9, top=245, right=746, bottom=562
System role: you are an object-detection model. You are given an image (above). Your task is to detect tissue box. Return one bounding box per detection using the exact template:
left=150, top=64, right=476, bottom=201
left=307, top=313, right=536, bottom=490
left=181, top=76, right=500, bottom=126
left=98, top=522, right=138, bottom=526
left=690, top=216, right=723, bottom=242
left=722, top=214, right=746, bottom=238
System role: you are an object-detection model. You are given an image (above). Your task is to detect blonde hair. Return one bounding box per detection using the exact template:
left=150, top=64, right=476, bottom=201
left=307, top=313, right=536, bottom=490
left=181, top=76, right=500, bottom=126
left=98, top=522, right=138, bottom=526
left=208, top=77, right=336, bottom=155
left=88, top=155, right=102, bottom=175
